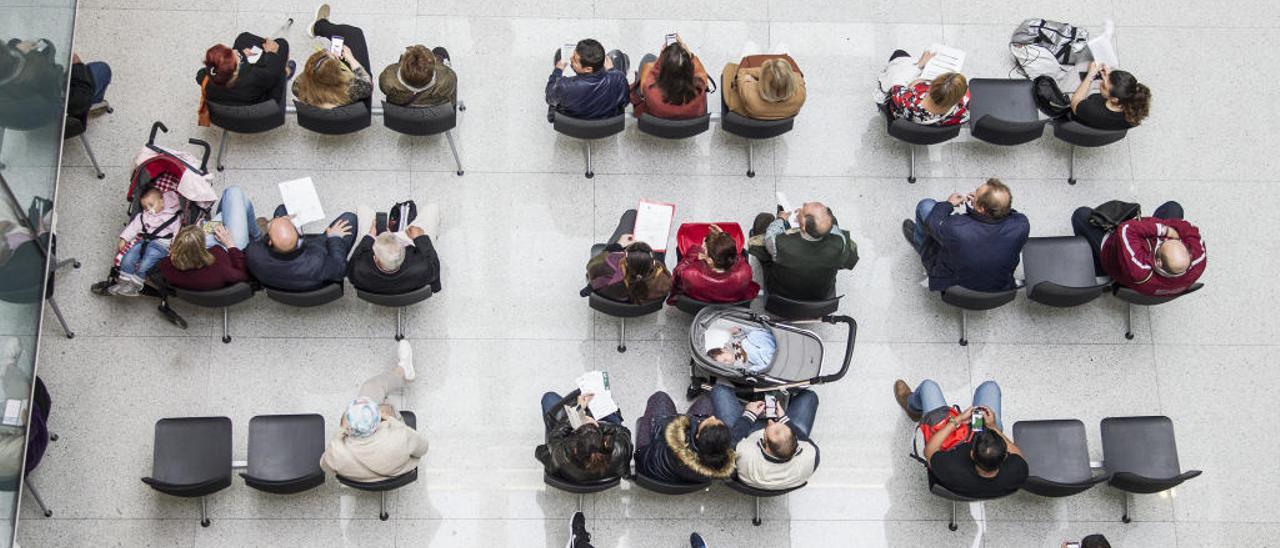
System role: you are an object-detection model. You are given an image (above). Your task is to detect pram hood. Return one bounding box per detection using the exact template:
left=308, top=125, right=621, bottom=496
left=132, top=146, right=216, bottom=207
left=690, top=306, right=825, bottom=384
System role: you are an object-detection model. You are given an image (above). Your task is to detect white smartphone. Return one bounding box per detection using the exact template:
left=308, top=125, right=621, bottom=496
left=329, top=35, right=345, bottom=56
left=561, top=43, right=577, bottom=76
left=665, top=33, right=679, bottom=46
left=764, top=395, right=778, bottom=418
left=245, top=45, right=263, bottom=64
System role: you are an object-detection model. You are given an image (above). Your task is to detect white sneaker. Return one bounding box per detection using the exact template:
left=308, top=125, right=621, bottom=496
left=308, top=3, right=330, bottom=38
left=397, top=339, right=415, bottom=382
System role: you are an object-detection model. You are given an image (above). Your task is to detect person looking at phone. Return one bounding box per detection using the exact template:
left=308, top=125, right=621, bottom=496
left=293, top=4, right=373, bottom=109
left=747, top=201, right=859, bottom=301
left=197, top=33, right=293, bottom=110
left=347, top=202, right=442, bottom=295
left=536, top=389, right=633, bottom=483
left=707, top=385, right=818, bottom=490
left=245, top=205, right=357, bottom=292
left=545, top=39, right=631, bottom=122
left=1070, top=62, right=1150, bottom=131
left=901, top=178, right=1029, bottom=293
left=629, top=34, right=710, bottom=120
left=892, top=378, right=1028, bottom=498
left=707, top=325, right=776, bottom=374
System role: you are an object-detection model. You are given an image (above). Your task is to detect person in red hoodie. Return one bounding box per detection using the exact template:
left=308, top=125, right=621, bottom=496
left=669, top=223, right=759, bottom=305
left=1072, top=201, right=1206, bottom=297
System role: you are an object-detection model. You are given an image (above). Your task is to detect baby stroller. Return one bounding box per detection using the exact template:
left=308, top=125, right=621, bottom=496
left=686, top=306, right=856, bottom=399
left=91, top=122, right=215, bottom=329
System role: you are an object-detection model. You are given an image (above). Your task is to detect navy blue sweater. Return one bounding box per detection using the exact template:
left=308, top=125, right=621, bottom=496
left=246, top=234, right=349, bottom=291
left=921, top=203, right=1030, bottom=292
left=545, top=68, right=629, bottom=120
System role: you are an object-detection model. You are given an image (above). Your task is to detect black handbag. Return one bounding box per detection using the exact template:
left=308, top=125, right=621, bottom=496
left=1033, top=75, right=1071, bottom=119
left=1088, top=200, right=1140, bottom=231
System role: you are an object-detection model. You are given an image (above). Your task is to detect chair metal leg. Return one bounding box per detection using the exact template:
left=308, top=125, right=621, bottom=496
left=395, top=307, right=405, bottom=341
left=751, top=497, right=762, bottom=526
left=26, top=478, right=52, bottom=517
left=577, top=493, right=584, bottom=512
left=54, top=257, right=80, bottom=271
left=583, top=140, right=594, bottom=179
left=958, top=310, right=968, bottom=346
left=746, top=141, right=756, bottom=178
left=1124, top=303, right=1135, bottom=340
left=445, top=129, right=464, bottom=176
left=221, top=308, right=231, bottom=344
left=908, top=144, right=917, bottom=184
left=948, top=501, right=958, bottom=531
left=80, top=135, right=105, bottom=179
left=200, top=496, right=210, bottom=527
left=47, top=296, right=74, bottom=339
left=0, top=127, right=6, bottom=170
left=1067, top=145, right=1077, bottom=185
left=379, top=491, right=389, bottom=521
left=48, top=430, right=59, bottom=442
left=1121, top=492, right=1131, bottom=523
left=216, top=129, right=228, bottom=172
left=616, top=317, right=626, bottom=353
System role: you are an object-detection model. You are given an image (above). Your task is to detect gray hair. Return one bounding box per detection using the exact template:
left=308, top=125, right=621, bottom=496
left=372, top=232, right=406, bottom=272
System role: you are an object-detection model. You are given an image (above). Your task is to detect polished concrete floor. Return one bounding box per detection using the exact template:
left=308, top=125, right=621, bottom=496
left=12, top=0, right=1278, bottom=546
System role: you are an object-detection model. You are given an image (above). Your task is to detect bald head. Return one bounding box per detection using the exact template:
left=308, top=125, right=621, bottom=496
left=763, top=420, right=798, bottom=461
left=800, top=202, right=834, bottom=238
left=974, top=179, right=1012, bottom=219
left=1156, top=240, right=1191, bottom=276
left=267, top=217, right=300, bottom=253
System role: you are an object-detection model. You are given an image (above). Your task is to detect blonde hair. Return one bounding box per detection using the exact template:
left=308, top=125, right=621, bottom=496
left=295, top=50, right=353, bottom=107
left=169, top=226, right=216, bottom=271
left=758, top=59, right=798, bottom=103
left=928, top=72, right=968, bottom=110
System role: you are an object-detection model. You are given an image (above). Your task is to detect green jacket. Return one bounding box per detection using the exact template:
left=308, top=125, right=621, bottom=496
left=378, top=63, right=457, bottom=107
left=756, top=228, right=858, bottom=300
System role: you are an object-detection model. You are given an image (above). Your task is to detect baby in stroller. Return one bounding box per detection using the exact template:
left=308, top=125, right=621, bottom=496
left=107, top=188, right=181, bottom=296
left=707, top=325, right=776, bottom=374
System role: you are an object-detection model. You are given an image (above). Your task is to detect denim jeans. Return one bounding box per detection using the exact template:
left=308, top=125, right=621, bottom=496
left=205, top=186, right=259, bottom=249
left=907, top=379, right=1002, bottom=426
left=86, top=61, right=112, bottom=104
left=911, top=198, right=937, bottom=254
left=708, top=384, right=819, bottom=441
left=119, top=240, right=169, bottom=277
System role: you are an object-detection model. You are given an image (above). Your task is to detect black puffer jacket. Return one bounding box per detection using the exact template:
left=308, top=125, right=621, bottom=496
left=535, top=390, right=633, bottom=483
left=634, top=415, right=735, bottom=484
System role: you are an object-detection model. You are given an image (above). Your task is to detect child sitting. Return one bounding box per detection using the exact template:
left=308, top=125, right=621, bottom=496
left=108, top=188, right=181, bottom=296
left=707, top=325, right=777, bottom=374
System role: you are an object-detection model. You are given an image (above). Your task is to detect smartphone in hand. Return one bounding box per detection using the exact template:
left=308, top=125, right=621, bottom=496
left=329, top=35, right=345, bottom=56
left=764, top=395, right=778, bottom=418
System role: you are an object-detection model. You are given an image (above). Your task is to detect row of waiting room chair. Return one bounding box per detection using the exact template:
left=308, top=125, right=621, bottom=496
left=142, top=412, right=418, bottom=526
left=931, top=415, right=1201, bottom=531
left=942, top=235, right=1203, bottom=346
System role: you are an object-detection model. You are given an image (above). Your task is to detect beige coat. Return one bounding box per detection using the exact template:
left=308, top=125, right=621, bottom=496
left=734, top=429, right=817, bottom=490
left=721, top=61, right=807, bottom=121
left=320, top=419, right=429, bottom=482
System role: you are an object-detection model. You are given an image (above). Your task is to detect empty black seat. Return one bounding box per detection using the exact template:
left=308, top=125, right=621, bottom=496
left=589, top=292, right=663, bottom=353
left=878, top=102, right=961, bottom=183
left=1052, top=120, right=1127, bottom=185
left=724, top=475, right=806, bottom=526
left=356, top=284, right=434, bottom=340
left=1112, top=283, right=1203, bottom=340
left=929, top=481, right=1011, bottom=531
left=207, top=99, right=286, bottom=171
left=673, top=294, right=752, bottom=315
left=242, top=414, right=326, bottom=495
left=764, top=293, right=840, bottom=320
left=1022, top=236, right=1108, bottom=308
left=335, top=411, right=419, bottom=521
left=1012, top=419, right=1109, bottom=497
left=637, top=112, right=711, bottom=140
left=720, top=108, right=794, bottom=178
left=967, top=78, right=1047, bottom=146
left=381, top=101, right=464, bottom=176
left=1101, top=415, right=1202, bottom=523
left=141, top=417, right=233, bottom=527
left=940, top=286, right=1018, bottom=346
left=264, top=282, right=345, bottom=307
left=170, top=281, right=255, bottom=343
left=553, top=112, right=625, bottom=178
left=295, top=101, right=372, bottom=135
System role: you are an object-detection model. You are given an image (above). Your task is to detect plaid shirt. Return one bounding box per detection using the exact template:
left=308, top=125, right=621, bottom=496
left=888, top=82, right=970, bottom=126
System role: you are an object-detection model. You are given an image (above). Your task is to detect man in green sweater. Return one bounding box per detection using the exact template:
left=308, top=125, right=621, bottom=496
left=748, top=201, right=859, bottom=301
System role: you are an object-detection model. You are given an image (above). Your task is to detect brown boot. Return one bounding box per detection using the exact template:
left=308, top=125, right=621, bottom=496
left=255, top=217, right=269, bottom=236
left=894, top=379, right=921, bottom=421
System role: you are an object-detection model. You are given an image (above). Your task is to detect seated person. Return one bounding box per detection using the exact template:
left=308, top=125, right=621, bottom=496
left=877, top=50, right=969, bottom=126
left=1070, top=62, right=1149, bottom=131
left=293, top=6, right=372, bottom=109
left=902, top=179, right=1029, bottom=292
left=197, top=34, right=292, bottom=109
left=0, top=40, right=64, bottom=109
left=668, top=223, right=758, bottom=305
left=1067, top=535, right=1111, bottom=548
left=708, top=385, right=818, bottom=490
left=0, top=202, right=50, bottom=295
left=106, top=188, right=181, bottom=296
left=585, top=209, right=672, bottom=303
left=1071, top=201, right=1205, bottom=297
left=707, top=326, right=776, bottom=374
left=244, top=206, right=356, bottom=292
left=380, top=45, right=456, bottom=108
left=536, top=388, right=633, bottom=483
left=347, top=201, right=442, bottom=294
left=893, top=378, right=1028, bottom=498
left=321, top=340, right=427, bottom=482
left=633, top=391, right=735, bottom=484
left=156, top=186, right=256, bottom=291
left=721, top=41, right=806, bottom=120
left=66, top=53, right=111, bottom=118
left=630, top=34, right=709, bottom=120
left=546, top=39, right=630, bottom=121
left=748, top=201, right=858, bottom=301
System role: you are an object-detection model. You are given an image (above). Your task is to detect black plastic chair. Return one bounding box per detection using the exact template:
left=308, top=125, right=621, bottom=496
left=720, top=109, right=794, bottom=178
left=1112, top=283, right=1203, bottom=340
left=724, top=476, right=806, bottom=526
left=0, top=254, right=78, bottom=339
left=543, top=473, right=621, bottom=511
left=1100, top=416, right=1202, bottom=523
left=632, top=472, right=711, bottom=495
left=336, top=411, right=419, bottom=521
left=1012, top=419, right=1110, bottom=498
left=355, top=284, right=434, bottom=340
left=967, top=78, right=1047, bottom=146
left=1053, top=120, right=1127, bottom=185
left=264, top=282, right=345, bottom=308
left=166, top=282, right=255, bottom=343
left=294, top=100, right=372, bottom=135
left=553, top=112, right=625, bottom=178
left=141, top=417, right=233, bottom=527
left=637, top=112, right=711, bottom=140
left=63, top=112, right=104, bottom=179
left=587, top=243, right=664, bottom=352
left=242, top=414, right=326, bottom=495
left=764, top=292, right=840, bottom=320
left=1022, top=237, right=1109, bottom=308
left=207, top=99, right=286, bottom=171
left=382, top=101, right=465, bottom=176
left=940, top=286, right=1018, bottom=346
left=878, top=102, right=961, bottom=183
left=673, top=294, right=752, bottom=315
left=930, top=481, right=1011, bottom=531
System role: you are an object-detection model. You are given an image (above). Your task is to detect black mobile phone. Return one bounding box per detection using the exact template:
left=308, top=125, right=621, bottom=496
left=375, top=212, right=388, bottom=234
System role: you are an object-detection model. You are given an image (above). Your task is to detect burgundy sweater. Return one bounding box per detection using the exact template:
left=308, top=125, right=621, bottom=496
left=157, top=246, right=249, bottom=291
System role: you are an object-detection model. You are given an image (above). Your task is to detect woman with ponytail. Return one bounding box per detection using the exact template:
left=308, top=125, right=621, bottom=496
left=1070, top=62, right=1150, bottom=130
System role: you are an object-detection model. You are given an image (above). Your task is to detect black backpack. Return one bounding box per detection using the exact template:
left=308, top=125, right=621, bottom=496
left=1088, top=200, right=1141, bottom=231
left=1032, top=75, right=1071, bottom=119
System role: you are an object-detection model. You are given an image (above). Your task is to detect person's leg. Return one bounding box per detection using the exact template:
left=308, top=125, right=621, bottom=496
left=117, top=242, right=145, bottom=276
left=708, top=385, right=745, bottom=425
left=541, top=391, right=563, bottom=415
left=687, top=394, right=714, bottom=418
left=644, top=391, right=678, bottom=418
left=136, top=243, right=170, bottom=276
left=314, top=20, right=370, bottom=73
left=606, top=209, right=638, bottom=246
left=215, top=186, right=256, bottom=249
left=273, top=204, right=289, bottom=219
left=415, top=203, right=441, bottom=241
left=1071, top=206, right=1106, bottom=276
left=912, top=198, right=937, bottom=254
left=971, top=380, right=1003, bottom=427
left=330, top=211, right=358, bottom=254
left=357, top=369, right=405, bottom=403
left=907, top=379, right=947, bottom=416
left=889, top=49, right=911, bottom=62
left=785, top=389, right=819, bottom=439
left=232, top=32, right=264, bottom=51
left=270, top=38, right=292, bottom=109
left=637, top=52, right=656, bottom=81
left=1152, top=201, right=1184, bottom=220
left=607, top=49, right=629, bottom=76
left=85, top=62, right=112, bottom=104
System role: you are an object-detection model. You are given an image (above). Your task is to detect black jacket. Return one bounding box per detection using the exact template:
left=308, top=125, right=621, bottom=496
left=535, top=390, right=633, bottom=483
left=245, top=235, right=348, bottom=291
left=920, top=203, right=1030, bottom=292
left=634, top=415, right=735, bottom=484
left=66, top=62, right=95, bottom=118
left=346, top=234, right=442, bottom=295
left=545, top=68, right=629, bottom=120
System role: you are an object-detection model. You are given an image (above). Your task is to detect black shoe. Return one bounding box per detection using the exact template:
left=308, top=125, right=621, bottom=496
left=432, top=46, right=451, bottom=67
left=690, top=532, right=707, bottom=548
left=901, top=219, right=917, bottom=249
left=568, top=511, right=589, bottom=547
left=285, top=60, right=297, bottom=79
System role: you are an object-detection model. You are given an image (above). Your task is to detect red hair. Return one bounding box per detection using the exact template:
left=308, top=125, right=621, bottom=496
left=204, top=45, right=237, bottom=86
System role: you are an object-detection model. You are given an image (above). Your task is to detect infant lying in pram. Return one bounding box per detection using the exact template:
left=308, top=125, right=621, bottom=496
left=706, top=325, right=777, bottom=374
left=106, top=188, right=181, bottom=296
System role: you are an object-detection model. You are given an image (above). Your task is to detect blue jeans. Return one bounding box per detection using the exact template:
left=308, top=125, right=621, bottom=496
left=119, top=241, right=169, bottom=278
left=907, top=379, right=1002, bottom=426
left=541, top=391, right=622, bottom=425
left=86, top=61, right=112, bottom=104
left=708, top=385, right=819, bottom=441
left=911, top=198, right=937, bottom=254
left=205, top=186, right=259, bottom=249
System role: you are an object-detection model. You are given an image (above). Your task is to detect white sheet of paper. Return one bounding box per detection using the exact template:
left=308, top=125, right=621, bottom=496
left=561, top=44, right=577, bottom=77
left=277, top=177, right=326, bottom=228
left=633, top=200, right=676, bottom=252
left=576, top=371, right=619, bottom=418
left=775, top=192, right=793, bottom=214
left=2, top=399, right=23, bottom=426
left=920, top=44, right=966, bottom=81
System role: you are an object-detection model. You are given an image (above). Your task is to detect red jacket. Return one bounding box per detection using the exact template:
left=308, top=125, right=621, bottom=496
left=669, top=244, right=759, bottom=304
left=1101, top=217, right=1206, bottom=296
left=157, top=246, right=249, bottom=291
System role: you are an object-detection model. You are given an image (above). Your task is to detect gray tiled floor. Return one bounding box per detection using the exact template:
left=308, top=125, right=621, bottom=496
left=12, top=1, right=1279, bottom=546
